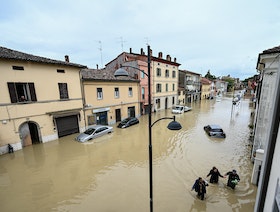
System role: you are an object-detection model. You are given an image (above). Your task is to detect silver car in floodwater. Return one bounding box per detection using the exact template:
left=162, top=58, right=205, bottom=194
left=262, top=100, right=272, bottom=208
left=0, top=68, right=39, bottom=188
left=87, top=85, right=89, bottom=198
left=75, top=125, right=113, bottom=142
left=172, top=105, right=192, bottom=114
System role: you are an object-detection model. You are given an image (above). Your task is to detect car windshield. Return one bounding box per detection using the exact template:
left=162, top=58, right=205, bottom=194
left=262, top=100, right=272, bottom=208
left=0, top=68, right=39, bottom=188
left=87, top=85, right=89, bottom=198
left=121, top=118, right=132, bottom=124
left=173, top=106, right=182, bottom=110
left=212, top=129, right=223, bottom=132
left=84, top=128, right=96, bottom=135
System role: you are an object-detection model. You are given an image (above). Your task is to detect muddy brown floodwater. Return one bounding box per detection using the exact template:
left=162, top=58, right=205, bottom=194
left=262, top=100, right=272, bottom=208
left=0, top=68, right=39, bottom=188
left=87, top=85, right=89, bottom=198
left=0, top=94, right=257, bottom=212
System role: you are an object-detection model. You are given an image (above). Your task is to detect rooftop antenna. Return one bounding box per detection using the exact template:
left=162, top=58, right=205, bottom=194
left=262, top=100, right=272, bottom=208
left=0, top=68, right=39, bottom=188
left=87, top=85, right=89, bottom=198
left=118, top=37, right=126, bottom=52
left=144, top=37, right=150, bottom=46
left=98, top=41, right=103, bottom=68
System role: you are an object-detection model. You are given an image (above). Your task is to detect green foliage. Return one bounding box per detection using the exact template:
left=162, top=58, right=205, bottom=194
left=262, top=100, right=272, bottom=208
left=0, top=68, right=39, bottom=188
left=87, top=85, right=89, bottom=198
left=223, top=78, right=235, bottom=91
left=204, top=70, right=216, bottom=80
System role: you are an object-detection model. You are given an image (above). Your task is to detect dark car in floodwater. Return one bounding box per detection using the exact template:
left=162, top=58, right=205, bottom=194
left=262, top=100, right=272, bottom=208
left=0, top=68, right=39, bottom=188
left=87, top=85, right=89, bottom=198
left=117, top=117, right=139, bottom=128
left=204, top=124, right=226, bottom=138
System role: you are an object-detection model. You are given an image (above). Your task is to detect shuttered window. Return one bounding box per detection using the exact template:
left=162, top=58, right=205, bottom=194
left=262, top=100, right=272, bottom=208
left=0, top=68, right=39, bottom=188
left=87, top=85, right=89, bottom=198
left=7, top=82, right=37, bottom=103
left=58, top=83, right=69, bottom=99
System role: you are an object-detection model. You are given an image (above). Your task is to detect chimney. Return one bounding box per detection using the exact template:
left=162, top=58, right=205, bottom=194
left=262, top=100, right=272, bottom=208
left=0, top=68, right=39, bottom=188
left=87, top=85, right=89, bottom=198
left=166, top=55, right=171, bottom=61
left=174, top=58, right=177, bottom=63
left=140, top=48, right=145, bottom=55
left=158, top=52, right=162, bottom=59
left=130, top=48, right=132, bottom=53
left=96, top=64, right=99, bottom=69
left=65, top=55, right=69, bottom=62
left=149, top=48, right=152, bottom=56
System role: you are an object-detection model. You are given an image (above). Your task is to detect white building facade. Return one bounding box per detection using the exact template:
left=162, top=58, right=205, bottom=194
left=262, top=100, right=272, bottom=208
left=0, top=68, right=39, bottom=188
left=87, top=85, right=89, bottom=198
left=253, top=45, right=280, bottom=212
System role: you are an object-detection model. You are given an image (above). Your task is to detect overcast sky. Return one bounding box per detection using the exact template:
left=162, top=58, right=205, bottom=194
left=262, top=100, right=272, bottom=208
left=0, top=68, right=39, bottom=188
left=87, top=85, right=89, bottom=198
left=1, top=0, right=280, bottom=80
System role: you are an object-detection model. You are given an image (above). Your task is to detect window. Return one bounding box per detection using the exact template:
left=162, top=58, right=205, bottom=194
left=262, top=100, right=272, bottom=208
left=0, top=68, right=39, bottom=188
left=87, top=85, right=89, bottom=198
left=141, top=71, right=145, bottom=79
left=156, top=68, right=161, bottom=77
left=114, top=87, right=119, bottom=98
left=57, top=69, right=65, bottom=73
left=7, top=82, right=37, bottom=103
left=172, top=97, right=175, bottom=104
left=172, top=71, right=176, bottom=78
left=165, top=69, right=169, bottom=77
left=128, top=87, right=133, bottom=97
left=97, top=88, right=103, bottom=99
left=58, top=83, right=69, bottom=99
left=141, top=87, right=145, bottom=100
left=172, top=83, right=175, bottom=91
left=166, top=83, right=168, bottom=92
left=156, top=83, right=162, bottom=93
left=12, top=66, right=24, bottom=70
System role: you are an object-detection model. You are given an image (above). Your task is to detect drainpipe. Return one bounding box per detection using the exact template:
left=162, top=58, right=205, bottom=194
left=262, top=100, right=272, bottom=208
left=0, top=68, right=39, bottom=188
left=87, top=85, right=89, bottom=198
left=79, top=69, right=87, bottom=130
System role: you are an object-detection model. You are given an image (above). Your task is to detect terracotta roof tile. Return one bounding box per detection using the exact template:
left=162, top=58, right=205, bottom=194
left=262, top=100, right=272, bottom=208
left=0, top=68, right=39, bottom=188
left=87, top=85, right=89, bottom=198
left=81, top=69, right=139, bottom=82
left=0, top=46, right=86, bottom=68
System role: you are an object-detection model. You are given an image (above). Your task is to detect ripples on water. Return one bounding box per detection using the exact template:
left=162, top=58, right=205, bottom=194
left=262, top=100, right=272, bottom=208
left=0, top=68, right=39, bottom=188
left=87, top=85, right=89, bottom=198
left=0, top=95, right=257, bottom=212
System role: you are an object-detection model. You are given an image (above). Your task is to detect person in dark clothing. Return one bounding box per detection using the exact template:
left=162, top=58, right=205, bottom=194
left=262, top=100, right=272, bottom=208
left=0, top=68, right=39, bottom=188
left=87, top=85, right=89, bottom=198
left=8, top=144, right=14, bottom=153
left=206, top=166, right=225, bottom=183
left=224, top=169, right=240, bottom=189
left=192, top=177, right=208, bottom=200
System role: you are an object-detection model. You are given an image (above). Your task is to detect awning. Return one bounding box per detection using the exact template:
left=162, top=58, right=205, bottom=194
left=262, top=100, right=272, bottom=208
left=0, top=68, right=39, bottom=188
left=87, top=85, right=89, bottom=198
left=46, top=108, right=82, bottom=118
left=92, top=107, right=110, bottom=113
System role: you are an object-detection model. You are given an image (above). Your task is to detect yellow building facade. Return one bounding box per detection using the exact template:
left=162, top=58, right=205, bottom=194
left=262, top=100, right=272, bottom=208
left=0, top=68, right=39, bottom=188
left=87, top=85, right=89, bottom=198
left=152, top=53, right=180, bottom=111
left=201, top=77, right=212, bottom=99
left=0, top=47, right=86, bottom=154
left=81, top=69, right=140, bottom=126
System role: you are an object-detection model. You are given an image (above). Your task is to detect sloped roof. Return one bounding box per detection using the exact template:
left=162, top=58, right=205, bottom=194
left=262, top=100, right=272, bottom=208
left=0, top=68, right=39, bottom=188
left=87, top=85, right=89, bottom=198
left=201, top=77, right=212, bottom=84
left=257, top=45, right=280, bottom=69
left=262, top=45, right=280, bottom=54
left=81, top=68, right=139, bottom=82
left=179, top=69, right=201, bottom=76
left=0, top=46, right=87, bottom=68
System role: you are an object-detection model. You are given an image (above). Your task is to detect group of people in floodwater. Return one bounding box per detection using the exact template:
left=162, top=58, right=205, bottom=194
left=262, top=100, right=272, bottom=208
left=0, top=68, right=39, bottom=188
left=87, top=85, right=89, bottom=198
left=191, top=167, right=240, bottom=200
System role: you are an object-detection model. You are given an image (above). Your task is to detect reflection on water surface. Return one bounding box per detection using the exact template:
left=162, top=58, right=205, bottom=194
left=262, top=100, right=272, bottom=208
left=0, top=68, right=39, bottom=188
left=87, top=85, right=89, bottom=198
left=0, top=96, right=257, bottom=211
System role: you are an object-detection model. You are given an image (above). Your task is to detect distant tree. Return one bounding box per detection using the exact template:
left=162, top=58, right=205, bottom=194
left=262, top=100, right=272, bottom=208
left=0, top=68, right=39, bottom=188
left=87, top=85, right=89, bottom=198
left=223, top=78, right=235, bottom=91
left=243, top=76, right=254, bottom=86
left=204, top=70, right=216, bottom=80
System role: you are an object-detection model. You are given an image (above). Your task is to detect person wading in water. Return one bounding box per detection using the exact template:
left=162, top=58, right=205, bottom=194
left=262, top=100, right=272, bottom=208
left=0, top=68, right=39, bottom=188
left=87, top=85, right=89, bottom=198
left=206, top=166, right=225, bottom=183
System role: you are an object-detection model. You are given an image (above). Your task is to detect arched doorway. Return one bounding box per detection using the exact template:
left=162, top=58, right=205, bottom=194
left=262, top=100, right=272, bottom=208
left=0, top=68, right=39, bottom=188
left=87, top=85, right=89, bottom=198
left=19, top=121, right=41, bottom=147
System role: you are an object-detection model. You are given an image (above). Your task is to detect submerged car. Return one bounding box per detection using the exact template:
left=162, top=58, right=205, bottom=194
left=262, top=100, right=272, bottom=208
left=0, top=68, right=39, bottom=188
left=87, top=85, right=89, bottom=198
left=172, top=105, right=184, bottom=114
left=117, top=117, right=139, bottom=128
left=75, top=125, right=113, bottom=142
left=172, top=105, right=192, bottom=114
left=203, top=124, right=226, bottom=138
left=184, top=106, right=192, bottom=112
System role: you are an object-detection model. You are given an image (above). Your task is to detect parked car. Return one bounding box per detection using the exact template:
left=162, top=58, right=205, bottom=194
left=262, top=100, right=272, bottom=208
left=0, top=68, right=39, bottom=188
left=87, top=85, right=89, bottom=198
left=172, top=105, right=184, bottom=114
left=117, top=117, right=139, bottom=128
left=172, top=105, right=192, bottom=114
left=75, top=125, right=113, bottom=142
left=184, top=106, right=192, bottom=112
left=203, top=124, right=226, bottom=138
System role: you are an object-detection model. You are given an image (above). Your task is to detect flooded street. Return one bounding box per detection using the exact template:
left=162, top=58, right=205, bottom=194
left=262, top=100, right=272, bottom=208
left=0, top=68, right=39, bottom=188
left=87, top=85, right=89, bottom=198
left=0, top=94, right=257, bottom=212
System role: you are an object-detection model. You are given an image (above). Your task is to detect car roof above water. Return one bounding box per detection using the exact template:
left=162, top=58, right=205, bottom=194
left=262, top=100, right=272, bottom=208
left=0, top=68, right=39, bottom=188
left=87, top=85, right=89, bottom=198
left=208, top=124, right=222, bottom=129
left=87, top=125, right=108, bottom=129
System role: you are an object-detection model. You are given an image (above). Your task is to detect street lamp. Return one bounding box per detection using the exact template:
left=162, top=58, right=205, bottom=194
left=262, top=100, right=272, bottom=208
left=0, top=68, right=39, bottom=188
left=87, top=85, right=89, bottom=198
left=114, top=45, right=182, bottom=212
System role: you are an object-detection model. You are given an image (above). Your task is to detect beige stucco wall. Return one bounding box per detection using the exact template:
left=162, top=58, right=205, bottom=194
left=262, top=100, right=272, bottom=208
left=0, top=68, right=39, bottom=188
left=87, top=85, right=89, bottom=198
left=0, top=59, right=84, bottom=153
left=151, top=61, right=179, bottom=110
left=1, top=60, right=83, bottom=101
left=201, top=84, right=211, bottom=99
left=83, top=80, right=140, bottom=125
